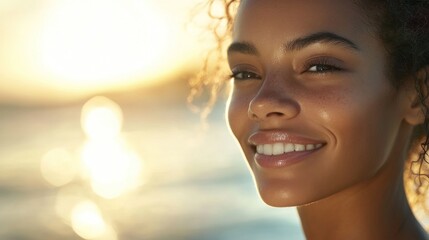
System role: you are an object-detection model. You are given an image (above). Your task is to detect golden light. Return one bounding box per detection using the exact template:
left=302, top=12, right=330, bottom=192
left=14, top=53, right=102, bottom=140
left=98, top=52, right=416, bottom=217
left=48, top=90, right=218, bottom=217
left=81, top=96, right=123, bottom=140
left=39, top=0, right=174, bottom=90
left=40, top=148, right=77, bottom=187
left=55, top=185, right=86, bottom=225
left=81, top=139, right=144, bottom=199
left=0, top=0, right=209, bottom=103
left=71, top=200, right=117, bottom=240
left=80, top=96, right=144, bottom=199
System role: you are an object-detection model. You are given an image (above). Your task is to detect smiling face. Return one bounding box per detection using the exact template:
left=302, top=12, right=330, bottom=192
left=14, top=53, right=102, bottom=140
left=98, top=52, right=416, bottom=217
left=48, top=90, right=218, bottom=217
left=227, top=0, right=416, bottom=207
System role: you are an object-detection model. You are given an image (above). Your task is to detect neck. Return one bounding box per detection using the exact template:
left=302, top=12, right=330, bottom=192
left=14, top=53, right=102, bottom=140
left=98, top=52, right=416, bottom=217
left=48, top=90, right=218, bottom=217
left=297, top=160, right=426, bottom=240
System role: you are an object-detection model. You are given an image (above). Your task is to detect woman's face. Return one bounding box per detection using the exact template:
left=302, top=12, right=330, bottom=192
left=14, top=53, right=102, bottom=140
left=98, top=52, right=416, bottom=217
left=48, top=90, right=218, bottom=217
left=227, top=0, right=413, bottom=206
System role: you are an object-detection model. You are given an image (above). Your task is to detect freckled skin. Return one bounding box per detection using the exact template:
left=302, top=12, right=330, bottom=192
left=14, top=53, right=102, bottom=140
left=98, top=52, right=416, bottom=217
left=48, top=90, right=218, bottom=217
left=226, top=0, right=428, bottom=239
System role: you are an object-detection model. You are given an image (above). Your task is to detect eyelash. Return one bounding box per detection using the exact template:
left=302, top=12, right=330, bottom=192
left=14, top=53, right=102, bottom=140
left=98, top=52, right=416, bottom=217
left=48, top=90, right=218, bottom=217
left=230, top=57, right=343, bottom=81
left=230, top=70, right=262, bottom=81
left=303, top=57, right=343, bottom=74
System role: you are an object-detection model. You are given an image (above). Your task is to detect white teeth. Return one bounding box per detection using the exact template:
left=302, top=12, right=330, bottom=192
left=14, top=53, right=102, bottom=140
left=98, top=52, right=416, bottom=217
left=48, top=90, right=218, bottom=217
left=256, top=143, right=323, bottom=156
left=257, top=145, right=264, bottom=154
left=294, top=144, right=305, bottom=151
left=284, top=143, right=294, bottom=153
left=263, top=144, right=273, bottom=155
left=306, top=144, right=315, bottom=150
left=272, top=143, right=284, bottom=155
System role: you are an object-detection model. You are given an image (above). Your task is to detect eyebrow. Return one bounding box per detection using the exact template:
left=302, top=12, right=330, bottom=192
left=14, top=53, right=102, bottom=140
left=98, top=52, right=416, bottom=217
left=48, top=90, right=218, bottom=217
left=227, top=41, right=259, bottom=56
left=227, top=31, right=359, bottom=56
left=284, top=32, right=360, bottom=51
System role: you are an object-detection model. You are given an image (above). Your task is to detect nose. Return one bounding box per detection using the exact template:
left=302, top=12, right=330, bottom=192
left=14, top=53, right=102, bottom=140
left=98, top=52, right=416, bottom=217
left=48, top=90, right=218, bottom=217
left=248, top=81, right=300, bottom=121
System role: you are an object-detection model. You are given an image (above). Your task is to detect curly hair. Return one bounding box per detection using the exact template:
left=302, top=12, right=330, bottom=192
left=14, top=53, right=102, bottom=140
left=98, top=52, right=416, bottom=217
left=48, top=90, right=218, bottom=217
left=187, top=0, right=239, bottom=118
left=194, top=0, right=429, bottom=214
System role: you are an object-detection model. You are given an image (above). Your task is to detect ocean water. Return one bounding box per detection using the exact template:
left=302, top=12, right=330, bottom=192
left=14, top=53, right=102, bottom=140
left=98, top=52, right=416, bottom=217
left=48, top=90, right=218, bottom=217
left=0, top=82, right=305, bottom=240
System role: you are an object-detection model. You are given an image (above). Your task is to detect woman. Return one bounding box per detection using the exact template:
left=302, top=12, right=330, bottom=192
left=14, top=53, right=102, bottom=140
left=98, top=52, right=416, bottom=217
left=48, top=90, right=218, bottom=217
left=195, top=0, right=429, bottom=239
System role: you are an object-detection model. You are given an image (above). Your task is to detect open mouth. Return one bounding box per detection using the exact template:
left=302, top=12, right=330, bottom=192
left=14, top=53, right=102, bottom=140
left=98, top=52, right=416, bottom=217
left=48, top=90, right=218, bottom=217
left=248, top=131, right=326, bottom=168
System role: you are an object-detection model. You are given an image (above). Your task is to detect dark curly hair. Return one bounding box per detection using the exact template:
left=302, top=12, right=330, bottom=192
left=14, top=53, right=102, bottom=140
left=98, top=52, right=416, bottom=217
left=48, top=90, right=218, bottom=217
left=192, top=0, right=429, bottom=215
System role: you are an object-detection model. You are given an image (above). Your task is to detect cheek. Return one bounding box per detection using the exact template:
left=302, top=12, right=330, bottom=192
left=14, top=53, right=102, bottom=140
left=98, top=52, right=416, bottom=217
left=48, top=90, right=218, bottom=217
left=313, top=84, right=400, bottom=178
left=227, top=88, right=252, bottom=141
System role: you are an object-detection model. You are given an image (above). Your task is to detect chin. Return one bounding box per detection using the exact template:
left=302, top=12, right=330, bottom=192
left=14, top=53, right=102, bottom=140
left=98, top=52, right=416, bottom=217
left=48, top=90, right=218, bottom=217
left=256, top=181, right=307, bottom=207
left=255, top=177, right=335, bottom=208
left=259, top=195, right=292, bottom=208
left=258, top=188, right=327, bottom=208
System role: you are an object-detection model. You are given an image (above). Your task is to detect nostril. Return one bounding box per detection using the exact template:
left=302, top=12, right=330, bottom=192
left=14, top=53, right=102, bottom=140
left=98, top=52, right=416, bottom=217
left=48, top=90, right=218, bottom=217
left=248, top=109, right=291, bottom=120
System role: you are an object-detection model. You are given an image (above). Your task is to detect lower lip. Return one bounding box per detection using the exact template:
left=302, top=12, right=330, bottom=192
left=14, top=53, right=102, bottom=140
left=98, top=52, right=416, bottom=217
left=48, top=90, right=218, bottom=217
left=254, top=149, right=320, bottom=168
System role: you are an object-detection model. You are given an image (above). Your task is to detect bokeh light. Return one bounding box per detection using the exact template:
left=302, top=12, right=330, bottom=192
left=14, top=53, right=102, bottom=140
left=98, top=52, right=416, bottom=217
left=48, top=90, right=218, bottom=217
left=81, top=96, right=123, bottom=140
left=40, top=148, right=77, bottom=187
left=71, top=200, right=117, bottom=240
left=81, top=139, right=144, bottom=199
left=80, top=96, right=144, bottom=199
left=55, top=185, right=87, bottom=225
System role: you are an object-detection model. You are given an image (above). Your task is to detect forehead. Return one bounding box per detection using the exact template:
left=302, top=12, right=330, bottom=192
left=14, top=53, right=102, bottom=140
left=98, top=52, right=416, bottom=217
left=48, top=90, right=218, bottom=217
left=234, top=0, right=368, bottom=43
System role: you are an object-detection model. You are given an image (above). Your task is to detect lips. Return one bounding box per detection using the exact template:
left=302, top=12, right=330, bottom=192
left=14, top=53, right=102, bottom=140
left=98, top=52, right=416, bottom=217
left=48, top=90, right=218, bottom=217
left=248, top=131, right=325, bottom=168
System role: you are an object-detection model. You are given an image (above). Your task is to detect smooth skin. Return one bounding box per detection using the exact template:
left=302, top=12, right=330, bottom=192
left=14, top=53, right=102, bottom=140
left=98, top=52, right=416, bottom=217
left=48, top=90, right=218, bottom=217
left=226, top=0, right=428, bottom=239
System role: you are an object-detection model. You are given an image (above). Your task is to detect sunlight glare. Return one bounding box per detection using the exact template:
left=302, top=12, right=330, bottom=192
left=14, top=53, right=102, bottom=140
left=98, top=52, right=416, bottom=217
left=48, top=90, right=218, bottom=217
left=39, top=0, right=174, bottom=89
left=81, top=96, right=123, bottom=140
left=40, top=148, right=77, bottom=187
left=81, top=139, right=144, bottom=199
left=71, top=200, right=117, bottom=240
left=80, top=96, right=144, bottom=199
left=55, top=185, right=86, bottom=224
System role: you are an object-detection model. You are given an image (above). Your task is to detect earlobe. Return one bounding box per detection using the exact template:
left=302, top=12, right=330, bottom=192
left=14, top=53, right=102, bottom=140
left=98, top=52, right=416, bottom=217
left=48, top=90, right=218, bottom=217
left=404, top=66, right=429, bottom=125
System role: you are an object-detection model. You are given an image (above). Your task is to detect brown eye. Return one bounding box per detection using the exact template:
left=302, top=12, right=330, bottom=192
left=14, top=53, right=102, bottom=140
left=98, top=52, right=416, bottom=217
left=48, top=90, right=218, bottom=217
left=307, top=64, right=341, bottom=73
left=231, top=71, right=262, bottom=80
left=303, top=56, right=345, bottom=74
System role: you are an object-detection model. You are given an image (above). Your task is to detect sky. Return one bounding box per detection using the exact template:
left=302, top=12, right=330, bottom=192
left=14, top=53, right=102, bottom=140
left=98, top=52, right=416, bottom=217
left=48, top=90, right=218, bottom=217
left=0, top=0, right=212, bottom=104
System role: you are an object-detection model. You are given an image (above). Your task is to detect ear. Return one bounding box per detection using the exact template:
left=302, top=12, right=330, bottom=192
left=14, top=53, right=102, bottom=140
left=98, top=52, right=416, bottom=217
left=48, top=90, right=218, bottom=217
left=404, top=66, right=429, bottom=125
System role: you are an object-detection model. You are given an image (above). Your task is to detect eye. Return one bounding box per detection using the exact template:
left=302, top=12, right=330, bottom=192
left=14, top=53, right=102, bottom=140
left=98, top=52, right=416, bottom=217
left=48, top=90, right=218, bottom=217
left=307, top=64, right=341, bottom=73
left=303, top=57, right=344, bottom=74
left=230, top=70, right=262, bottom=81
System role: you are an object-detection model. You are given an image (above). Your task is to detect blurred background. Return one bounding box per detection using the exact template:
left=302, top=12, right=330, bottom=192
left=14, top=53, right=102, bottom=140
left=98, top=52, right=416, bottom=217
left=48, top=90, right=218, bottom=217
left=0, top=0, right=304, bottom=239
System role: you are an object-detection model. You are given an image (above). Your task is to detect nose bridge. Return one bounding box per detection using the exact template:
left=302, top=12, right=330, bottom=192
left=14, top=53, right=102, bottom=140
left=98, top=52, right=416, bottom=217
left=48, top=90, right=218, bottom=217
left=248, top=72, right=300, bottom=121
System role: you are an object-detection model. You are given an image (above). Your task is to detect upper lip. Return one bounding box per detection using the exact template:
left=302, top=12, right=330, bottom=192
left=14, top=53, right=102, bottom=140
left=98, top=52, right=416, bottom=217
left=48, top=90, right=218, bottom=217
left=248, top=130, right=325, bottom=146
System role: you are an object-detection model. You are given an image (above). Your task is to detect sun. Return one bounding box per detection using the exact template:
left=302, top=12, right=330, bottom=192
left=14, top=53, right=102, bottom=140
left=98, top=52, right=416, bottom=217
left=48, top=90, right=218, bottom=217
left=0, top=0, right=210, bottom=102
left=39, top=0, right=174, bottom=90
